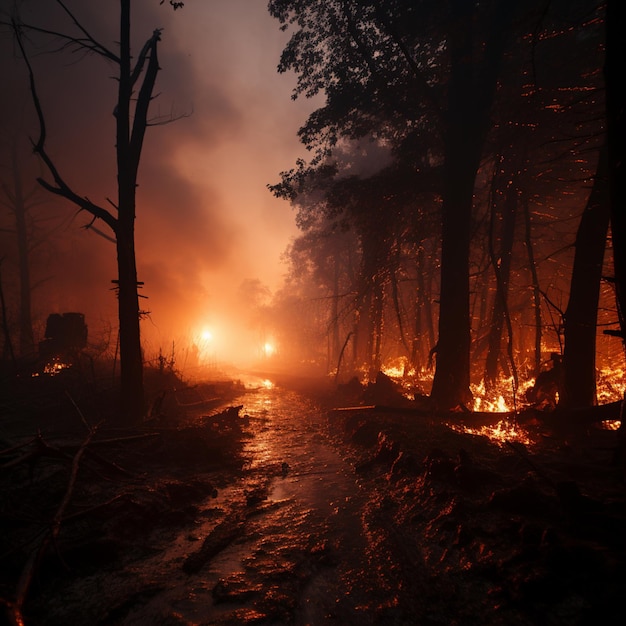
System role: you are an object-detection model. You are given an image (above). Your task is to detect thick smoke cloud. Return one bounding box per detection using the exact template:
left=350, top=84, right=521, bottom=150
left=1, top=0, right=316, bottom=370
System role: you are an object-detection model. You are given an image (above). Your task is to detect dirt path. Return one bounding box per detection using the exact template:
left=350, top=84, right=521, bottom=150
left=114, top=384, right=393, bottom=625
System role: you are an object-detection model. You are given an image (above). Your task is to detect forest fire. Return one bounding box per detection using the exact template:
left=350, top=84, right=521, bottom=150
left=596, top=365, right=626, bottom=404
left=381, top=358, right=414, bottom=379
left=470, top=376, right=538, bottom=413
left=2, top=2, right=626, bottom=625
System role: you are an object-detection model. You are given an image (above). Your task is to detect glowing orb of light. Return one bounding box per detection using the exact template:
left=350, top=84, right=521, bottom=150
left=263, top=342, right=275, bottom=356
left=194, top=328, right=217, bottom=363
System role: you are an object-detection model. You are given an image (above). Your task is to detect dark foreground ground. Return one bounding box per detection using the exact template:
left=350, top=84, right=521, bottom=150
left=1, top=368, right=625, bottom=625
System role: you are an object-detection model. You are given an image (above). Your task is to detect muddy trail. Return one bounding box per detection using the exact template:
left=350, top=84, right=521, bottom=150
left=2, top=374, right=626, bottom=625
left=97, top=384, right=393, bottom=625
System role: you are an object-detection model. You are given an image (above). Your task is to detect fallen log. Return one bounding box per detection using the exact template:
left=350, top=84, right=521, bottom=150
left=330, top=404, right=516, bottom=427
left=331, top=401, right=623, bottom=429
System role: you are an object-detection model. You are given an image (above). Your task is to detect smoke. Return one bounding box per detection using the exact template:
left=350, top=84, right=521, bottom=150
left=1, top=0, right=317, bottom=371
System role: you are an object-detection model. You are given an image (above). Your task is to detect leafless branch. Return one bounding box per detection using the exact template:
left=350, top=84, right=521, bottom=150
left=11, top=19, right=118, bottom=235
left=130, top=32, right=160, bottom=88
left=9, top=0, right=119, bottom=64
left=129, top=30, right=161, bottom=174
left=84, top=223, right=117, bottom=244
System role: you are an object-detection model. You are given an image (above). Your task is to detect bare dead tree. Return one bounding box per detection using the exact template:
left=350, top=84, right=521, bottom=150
left=8, top=1, right=182, bottom=424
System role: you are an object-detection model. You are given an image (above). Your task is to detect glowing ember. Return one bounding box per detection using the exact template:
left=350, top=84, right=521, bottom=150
left=32, top=359, right=72, bottom=377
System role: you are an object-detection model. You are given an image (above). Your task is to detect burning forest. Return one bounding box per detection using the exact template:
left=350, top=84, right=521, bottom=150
left=1, top=0, right=626, bottom=624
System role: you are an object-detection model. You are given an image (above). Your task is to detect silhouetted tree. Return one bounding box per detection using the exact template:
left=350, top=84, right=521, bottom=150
left=561, top=146, right=610, bottom=409
left=270, top=0, right=615, bottom=413
left=484, top=167, right=519, bottom=390
left=605, top=1, right=626, bottom=339
left=604, top=0, right=626, bottom=453
left=9, top=0, right=182, bottom=423
left=269, top=0, right=527, bottom=407
left=0, top=139, right=37, bottom=357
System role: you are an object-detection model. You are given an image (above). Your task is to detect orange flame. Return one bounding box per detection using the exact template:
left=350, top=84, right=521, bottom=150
left=32, top=358, right=72, bottom=377
left=448, top=419, right=534, bottom=447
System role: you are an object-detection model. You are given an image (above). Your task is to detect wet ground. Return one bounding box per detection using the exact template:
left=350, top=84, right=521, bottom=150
left=2, top=374, right=626, bottom=625
left=108, top=383, right=385, bottom=625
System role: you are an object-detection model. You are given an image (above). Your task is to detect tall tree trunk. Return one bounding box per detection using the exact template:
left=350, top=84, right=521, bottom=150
left=430, top=0, right=476, bottom=408
left=561, top=146, right=610, bottom=409
left=431, top=144, right=475, bottom=407
left=411, top=247, right=425, bottom=370
left=430, top=0, right=518, bottom=409
left=0, top=261, right=17, bottom=369
left=522, top=197, right=542, bottom=376
left=605, top=0, right=626, bottom=454
left=412, top=246, right=434, bottom=371
left=12, top=1, right=168, bottom=423
left=115, top=0, right=144, bottom=424
left=605, top=1, right=626, bottom=337
left=485, top=180, right=517, bottom=388
left=331, top=258, right=341, bottom=369
left=411, top=274, right=422, bottom=371
left=10, top=141, right=35, bottom=357
left=351, top=306, right=360, bottom=374
left=367, top=282, right=384, bottom=378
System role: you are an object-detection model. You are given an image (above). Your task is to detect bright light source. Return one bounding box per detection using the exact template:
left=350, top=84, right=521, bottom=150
left=263, top=342, right=275, bottom=356
left=194, top=327, right=217, bottom=364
